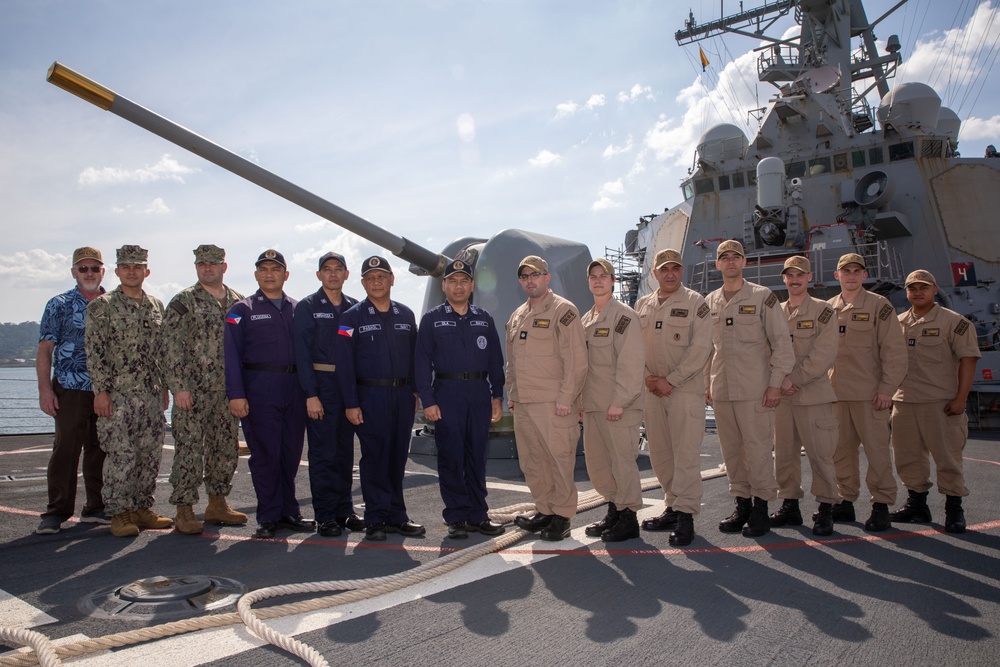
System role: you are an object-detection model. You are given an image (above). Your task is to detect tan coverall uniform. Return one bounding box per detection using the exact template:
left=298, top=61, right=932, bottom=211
left=634, top=285, right=713, bottom=515
left=827, top=290, right=907, bottom=505
left=775, top=296, right=840, bottom=504
left=581, top=298, right=645, bottom=512
left=892, top=304, right=980, bottom=496
left=506, top=290, right=588, bottom=518
left=706, top=280, right=794, bottom=501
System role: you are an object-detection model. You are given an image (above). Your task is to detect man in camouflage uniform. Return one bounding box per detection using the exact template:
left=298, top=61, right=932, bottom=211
left=85, top=245, right=172, bottom=538
left=165, top=244, right=246, bottom=534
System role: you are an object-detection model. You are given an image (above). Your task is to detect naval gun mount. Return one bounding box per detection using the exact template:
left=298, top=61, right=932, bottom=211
left=46, top=62, right=595, bottom=458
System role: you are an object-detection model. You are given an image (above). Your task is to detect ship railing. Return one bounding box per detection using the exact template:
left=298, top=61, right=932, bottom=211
left=758, top=45, right=802, bottom=82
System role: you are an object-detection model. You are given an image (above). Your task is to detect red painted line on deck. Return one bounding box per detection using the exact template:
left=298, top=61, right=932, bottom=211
left=965, top=456, right=1000, bottom=466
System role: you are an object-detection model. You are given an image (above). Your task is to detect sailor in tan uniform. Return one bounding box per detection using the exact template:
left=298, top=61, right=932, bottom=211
left=580, top=259, right=645, bottom=542
left=506, top=255, right=588, bottom=541
left=706, top=240, right=795, bottom=538
left=890, top=270, right=980, bottom=533
left=827, top=253, right=907, bottom=532
left=633, top=248, right=712, bottom=547
left=770, top=256, right=840, bottom=536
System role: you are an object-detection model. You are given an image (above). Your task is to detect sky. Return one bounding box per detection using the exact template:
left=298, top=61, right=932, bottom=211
left=2, top=0, right=999, bottom=323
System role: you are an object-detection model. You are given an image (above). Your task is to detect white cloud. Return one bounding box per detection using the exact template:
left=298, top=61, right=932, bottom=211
left=591, top=179, right=625, bottom=210
left=959, top=114, right=1000, bottom=143
left=585, top=94, right=606, bottom=109
left=0, top=249, right=71, bottom=284
left=111, top=198, right=173, bottom=215
left=78, top=154, right=198, bottom=186
left=555, top=101, right=579, bottom=118
left=528, top=150, right=561, bottom=167
left=295, top=219, right=330, bottom=233
left=617, top=83, right=654, bottom=104
left=602, top=135, right=634, bottom=158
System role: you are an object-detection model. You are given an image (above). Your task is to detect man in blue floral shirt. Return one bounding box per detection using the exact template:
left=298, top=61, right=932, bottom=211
left=35, top=246, right=108, bottom=535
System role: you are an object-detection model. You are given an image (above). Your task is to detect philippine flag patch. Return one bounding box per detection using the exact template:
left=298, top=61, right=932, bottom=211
left=338, top=325, right=354, bottom=338
left=226, top=314, right=242, bottom=325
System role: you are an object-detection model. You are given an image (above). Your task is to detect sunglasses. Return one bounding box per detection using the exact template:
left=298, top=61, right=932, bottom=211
left=75, top=266, right=102, bottom=273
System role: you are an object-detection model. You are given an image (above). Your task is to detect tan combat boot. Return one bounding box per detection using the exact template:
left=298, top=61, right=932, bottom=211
left=174, top=505, right=204, bottom=534
left=110, top=511, right=139, bottom=538
left=204, top=495, right=248, bottom=525
left=132, top=508, right=173, bottom=529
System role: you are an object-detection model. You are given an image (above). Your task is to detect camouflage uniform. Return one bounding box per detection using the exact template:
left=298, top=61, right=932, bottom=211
left=85, top=246, right=166, bottom=518
left=165, top=245, right=244, bottom=506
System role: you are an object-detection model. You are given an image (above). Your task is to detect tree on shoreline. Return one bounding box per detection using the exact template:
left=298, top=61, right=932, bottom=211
left=0, top=322, right=40, bottom=365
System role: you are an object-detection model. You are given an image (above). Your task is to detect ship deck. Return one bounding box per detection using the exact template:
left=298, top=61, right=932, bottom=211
left=0, top=428, right=998, bottom=666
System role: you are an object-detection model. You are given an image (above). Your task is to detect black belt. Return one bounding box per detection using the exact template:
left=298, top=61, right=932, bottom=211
left=357, top=377, right=412, bottom=387
left=435, top=371, right=488, bottom=380
left=243, top=363, right=297, bottom=374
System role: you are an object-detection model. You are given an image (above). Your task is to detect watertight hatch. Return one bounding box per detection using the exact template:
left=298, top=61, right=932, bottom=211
left=79, top=575, right=246, bottom=620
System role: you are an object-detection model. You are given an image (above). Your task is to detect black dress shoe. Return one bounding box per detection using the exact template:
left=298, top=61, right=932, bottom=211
left=470, top=520, right=505, bottom=536
left=365, top=524, right=387, bottom=541
left=336, top=513, right=366, bottom=531
left=539, top=515, right=571, bottom=541
left=447, top=522, right=469, bottom=539
left=254, top=521, right=277, bottom=539
left=641, top=506, right=678, bottom=531
left=514, top=512, right=553, bottom=532
left=317, top=521, right=343, bottom=537
left=278, top=515, right=317, bottom=532
left=390, top=520, right=426, bottom=537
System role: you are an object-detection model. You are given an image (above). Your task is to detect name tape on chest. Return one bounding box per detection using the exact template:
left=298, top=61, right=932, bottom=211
left=738, top=305, right=756, bottom=315
left=359, top=324, right=381, bottom=333
left=435, top=320, right=457, bottom=328
left=852, top=312, right=870, bottom=322
left=394, top=323, right=412, bottom=331
left=532, top=318, right=550, bottom=328
left=250, top=314, right=271, bottom=321
left=313, top=312, right=336, bottom=319
left=669, top=308, right=688, bottom=318
left=921, top=327, right=940, bottom=337
left=796, top=320, right=814, bottom=329
left=593, top=328, right=610, bottom=337
left=470, top=320, right=489, bottom=327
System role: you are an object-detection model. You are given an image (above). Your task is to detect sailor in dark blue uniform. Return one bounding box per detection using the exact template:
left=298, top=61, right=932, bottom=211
left=415, top=259, right=506, bottom=539
left=224, top=249, right=313, bottom=539
left=336, top=256, right=425, bottom=541
left=294, top=251, right=361, bottom=538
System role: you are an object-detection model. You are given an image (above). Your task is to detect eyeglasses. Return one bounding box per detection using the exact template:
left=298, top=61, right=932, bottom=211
left=518, top=272, right=545, bottom=281
left=75, top=266, right=102, bottom=273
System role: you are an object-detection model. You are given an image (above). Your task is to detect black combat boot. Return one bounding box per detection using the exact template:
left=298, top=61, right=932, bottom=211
left=945, top=495, right=966, bottom=534
left=641, top=506, right=678, bottom=531
left=742, top=497, right=770, bottom=537
left=812, top=502, right=834, bottom=536
left=719, top=497, right=752, bottom=533
left=769, top=499, right=803, bottom=527
left=585, top=502, right=619, bottom=537
left=668, top=511, right=695, bottom=546
left=816, top=499, right=855, bottom=523
left=539, top=515, right=571, bottom=541
left=864, top=502, right=890, bottom=532
left=889, top=489, right=932, bottom=523
left=601, top=508, right=639, bottom=542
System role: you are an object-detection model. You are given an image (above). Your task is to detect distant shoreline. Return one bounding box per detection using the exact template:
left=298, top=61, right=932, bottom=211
left=0, top=363, right=34, bottom=369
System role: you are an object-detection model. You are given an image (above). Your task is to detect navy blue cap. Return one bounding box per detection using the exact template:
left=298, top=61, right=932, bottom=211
left=443, top=259, right=473, bottom=278
left=361, top=256, right=392, bottom=275
left=255, top=249, right=286, bottom=269
left=318, top=252, right=347, bottom=271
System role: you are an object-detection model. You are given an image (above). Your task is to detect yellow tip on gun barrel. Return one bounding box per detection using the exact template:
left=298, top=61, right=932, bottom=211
left=46, top=62, right=116, bottom=110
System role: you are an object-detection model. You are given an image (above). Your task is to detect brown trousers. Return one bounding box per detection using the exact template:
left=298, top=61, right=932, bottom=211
left=891, top=401, right=969, bottom=497
left=512, top=401, right=580, bottom=518
left=774, top=402, right=840, bottom=504
left=582, top=409, right=642, bottom=512
left=833, top=401, right=897, bottom=505
left=42, top=379, right=105, bottom=520
left=714, top=400, right=778, bottom=501
left=643, top=390, right=705, bottom=515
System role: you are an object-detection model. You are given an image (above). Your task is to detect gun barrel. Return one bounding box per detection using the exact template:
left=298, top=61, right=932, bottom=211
left=46, top=62, right=448, bottom=276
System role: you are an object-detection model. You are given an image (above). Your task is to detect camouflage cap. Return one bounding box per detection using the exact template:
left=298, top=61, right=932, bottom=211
left=518, top=255, right=548, bottom=276
left=654, top=248, right=683, bottom=268
left=193, top=244, right=225, bottom=264
left=905, top=269, right=937, bottom=287
left=255, top=249, right=286, bottom=268
left=116, top=245, right=148, bottom=265
left=781, top=255, right=811, bottom=274
left=318, top=251, right=347, bottom=271
left=836, top=253, right=866, bottom=270
left=717, top=240, right=745, bottom=258
left=72, top=246, right=103, bottom=265
left=361, top=255, right=393, bottom=275
left=587, top=258, right=615, bottom=277
left=444, top=259, right=473, bottom=278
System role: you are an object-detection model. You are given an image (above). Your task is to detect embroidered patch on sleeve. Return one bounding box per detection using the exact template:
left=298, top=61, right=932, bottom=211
left=697, top=303, right=710, bottom=318
left=765, top=293, right=777, bottom=308
left=955, top=319, right=970, bottom=336
left=615, top=316, right=631, bottom=334
left=559, top=310, right=577, bottom=326
left=818, top=307, right=834, bottom=324
left=169, top=301, right=189, bottom=316
left=878, top=304, right=893, bottom=321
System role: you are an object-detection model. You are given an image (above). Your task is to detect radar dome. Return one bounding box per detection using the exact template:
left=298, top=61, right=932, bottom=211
left=876, top=82, right=941, bottom=130
left=936, top=107, right=961, bottom=141
left=697, top=123, right=749, bottom=163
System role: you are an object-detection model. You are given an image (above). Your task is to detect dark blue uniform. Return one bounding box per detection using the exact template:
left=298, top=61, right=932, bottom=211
left=294, top=288, right=358, bottom=523
left=415, top=303, right=505, bottom=524
left=224, top=289, right=306, bottom=523
left=336, top=299, right=417, bottom=526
